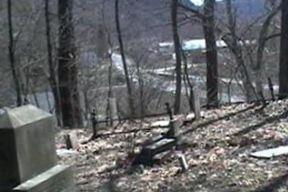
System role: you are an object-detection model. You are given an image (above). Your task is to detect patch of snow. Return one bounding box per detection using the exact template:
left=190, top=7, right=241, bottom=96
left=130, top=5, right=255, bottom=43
left=186, top=111, right=205, bottom=120
left=151, top=120, right=170, bottom=128
left=111, top=53, right=135, bottom=75
left=112, top=53, right=124, bottom=73
left=190, top=0, right=223, bottom=6
left=56, top=149, right=78, bottom=158
left=250, top=146, right=288, bottom=159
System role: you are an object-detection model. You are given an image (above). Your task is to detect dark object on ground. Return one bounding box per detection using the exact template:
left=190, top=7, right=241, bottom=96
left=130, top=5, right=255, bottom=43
left=133, top=136, right=177, bottom=166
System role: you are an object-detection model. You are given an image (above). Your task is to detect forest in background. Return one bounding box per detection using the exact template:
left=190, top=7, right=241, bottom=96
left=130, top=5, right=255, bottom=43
left=0, top=0, right=285, bottom=128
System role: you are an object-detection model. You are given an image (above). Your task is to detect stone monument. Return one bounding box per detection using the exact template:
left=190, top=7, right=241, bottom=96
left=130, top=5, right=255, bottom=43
left=0, top=105, right=77, bottom=192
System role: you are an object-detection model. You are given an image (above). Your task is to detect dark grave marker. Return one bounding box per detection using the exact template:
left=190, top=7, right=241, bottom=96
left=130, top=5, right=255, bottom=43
left=133, top=138, right=177, bottom=166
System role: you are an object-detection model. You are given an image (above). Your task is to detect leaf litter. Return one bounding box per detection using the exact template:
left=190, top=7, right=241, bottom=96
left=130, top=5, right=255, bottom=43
left=56, top=100, right=288, bottom=191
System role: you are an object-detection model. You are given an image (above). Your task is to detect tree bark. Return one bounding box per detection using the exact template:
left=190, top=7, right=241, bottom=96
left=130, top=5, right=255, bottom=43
left=255, top=5, right=280, bottom=103
left=181, top=46, right=194, bottom=112
left=224, top=0, right=256, bottom=103
left=135, top=56, right=145, bottom=118
left=171, top=0, right=182, bottom=114
left=203, top=0, right=218, bottom=108
left=45, top=0, right=62, bottom=127
left=115, top=0, right=135, bottom=117
left=105, top=23, right=114, bottom=126
left=7, top=0, right=22, bottom=106
left=58, top=0, right=82, bottom=128
left=279, top=0, right=288, bottom=99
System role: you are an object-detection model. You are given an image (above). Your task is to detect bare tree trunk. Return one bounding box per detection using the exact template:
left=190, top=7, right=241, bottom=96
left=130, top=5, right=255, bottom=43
left=268, top=77, right=275, bottom=101
left=45, top=0, right=62, bottom=126
left=279, top=0, right=288, bottom=99
left=7, top=0, right=22, bottom=106
left=45, top=88, right=51, bottom=112
left=106, top=52, right=114, bottom=126
left=83, top=89, right=90, bottom=127
left=181, top=48, right=194, bottom=112
left=255, top=5, right=280, bottom=103
left=135, top=57, right=145, bottom=117
left=105, top=52, right=113, bottom=126
left=106, top=25, right=114, bottom=126
left=171, top=0, right=182, bottom=114
left=224, top=0, right=256, bottom=103
left=58, top=0, right=82, bottom=128
left=115, top=0, right=135, bottom=118
left=203, top=0, right=218, bottom=108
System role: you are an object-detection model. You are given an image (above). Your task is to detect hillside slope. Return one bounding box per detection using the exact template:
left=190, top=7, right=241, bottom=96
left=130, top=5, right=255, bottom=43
left=57, top=99, right=288, bottom=191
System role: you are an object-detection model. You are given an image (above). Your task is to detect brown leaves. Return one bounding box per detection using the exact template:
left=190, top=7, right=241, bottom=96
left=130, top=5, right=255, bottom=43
left=54, top=100, right=288, bottom=192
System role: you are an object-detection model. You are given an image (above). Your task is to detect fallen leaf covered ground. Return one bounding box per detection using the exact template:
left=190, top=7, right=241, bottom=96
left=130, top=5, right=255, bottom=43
left=56, top=100, right=288, bottom=192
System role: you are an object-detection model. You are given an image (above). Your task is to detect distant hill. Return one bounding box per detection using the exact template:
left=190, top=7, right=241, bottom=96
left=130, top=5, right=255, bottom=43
left=73, top=0, right=269, bottom=43
left=217, top=0, right=266, bottom=19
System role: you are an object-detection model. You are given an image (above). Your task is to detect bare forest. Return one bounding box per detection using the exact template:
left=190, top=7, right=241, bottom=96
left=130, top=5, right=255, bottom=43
left=2, top=0, right=288, bottom=191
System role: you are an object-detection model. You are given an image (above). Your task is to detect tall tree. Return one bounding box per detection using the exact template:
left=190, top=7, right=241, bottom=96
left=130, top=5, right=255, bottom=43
left=279, top=0, right=288, bottom=99
left=7, top=0, right=22, bottom=106
left=203, top=0, right=218, bottom=108
left=58, top=0, right=82, bottom=128
left=171, top=0, right=182, bottom=114
left=115, top=0, right=135, bottom=117
left=254, top=4, right=280, bottom=103
left=45, top=0, right=62, bottom=126
left=224, top=0, right=256, bottom=103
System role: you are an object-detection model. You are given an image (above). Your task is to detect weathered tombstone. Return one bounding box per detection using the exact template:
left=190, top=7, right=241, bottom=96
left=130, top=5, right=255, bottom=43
left=64, top=131, right=79, bottom=150
left=0, top=105, right=77, bottom=192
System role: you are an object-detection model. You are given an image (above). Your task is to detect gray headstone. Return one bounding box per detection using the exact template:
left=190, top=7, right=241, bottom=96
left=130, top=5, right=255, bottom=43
left=64, top=131, right=79, bottom=150
left=13, top=165, right=77, bottom=192
left=0, top=105, right=57, bottom=187
left=0, top=105, right=76, bottom=192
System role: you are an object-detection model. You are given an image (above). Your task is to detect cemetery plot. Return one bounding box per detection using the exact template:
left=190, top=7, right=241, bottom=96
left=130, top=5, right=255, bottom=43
left=55, top=101, right=288, bottom=192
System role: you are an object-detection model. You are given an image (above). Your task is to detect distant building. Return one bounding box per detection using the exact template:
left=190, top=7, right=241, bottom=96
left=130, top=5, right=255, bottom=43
left=158, top=38, right=255, bottom=64
left=182, top=39, right=227, bottom=53
left=159, top=39, right=227, bottom=63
